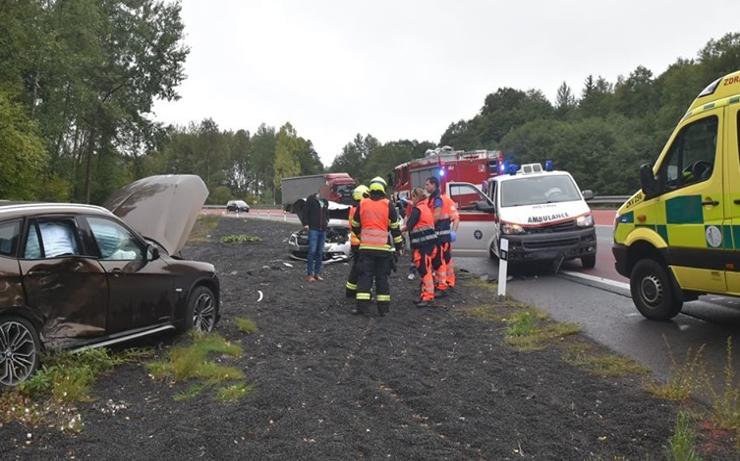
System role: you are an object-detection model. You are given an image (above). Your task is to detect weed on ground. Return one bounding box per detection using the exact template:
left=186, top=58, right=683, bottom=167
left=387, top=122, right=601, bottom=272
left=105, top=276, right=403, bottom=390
left=234, top=316, right=258, bottom=334
left=220, top=234, right=262, bottom=244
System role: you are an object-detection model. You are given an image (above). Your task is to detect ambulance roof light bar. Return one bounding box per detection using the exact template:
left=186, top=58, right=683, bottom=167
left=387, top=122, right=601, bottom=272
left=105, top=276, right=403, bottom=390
left=518, top=163, right=543, bottom=175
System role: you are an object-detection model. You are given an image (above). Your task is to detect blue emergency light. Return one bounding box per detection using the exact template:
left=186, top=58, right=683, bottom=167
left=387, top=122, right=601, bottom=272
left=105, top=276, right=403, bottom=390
left=544, top=160, right=554, bottom=171
left=437, top=168, right=445, bottom=177
left=507, top=163, right=519, bottom=175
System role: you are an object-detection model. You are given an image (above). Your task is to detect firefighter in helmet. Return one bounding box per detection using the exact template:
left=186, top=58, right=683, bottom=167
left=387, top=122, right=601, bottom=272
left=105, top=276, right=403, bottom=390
left=350, top=180, right=403, bottom=316
left=345, top=184, right=370, bottom=298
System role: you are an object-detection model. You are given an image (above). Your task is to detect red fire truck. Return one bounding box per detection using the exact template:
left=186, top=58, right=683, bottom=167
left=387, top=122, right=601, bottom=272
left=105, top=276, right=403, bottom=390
left=393, top=147, right=504, bottom=254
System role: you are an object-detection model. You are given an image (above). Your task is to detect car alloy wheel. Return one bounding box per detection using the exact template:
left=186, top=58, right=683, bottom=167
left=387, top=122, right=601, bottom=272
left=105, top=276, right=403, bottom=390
left=193, top=291, right=216, bottom=333
left=0, top=319, right=38, bottom=386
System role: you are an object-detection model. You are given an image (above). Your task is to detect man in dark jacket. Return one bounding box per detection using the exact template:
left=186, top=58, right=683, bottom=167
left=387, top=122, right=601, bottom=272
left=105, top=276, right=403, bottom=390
left=303, top=191, right=329, bottom=281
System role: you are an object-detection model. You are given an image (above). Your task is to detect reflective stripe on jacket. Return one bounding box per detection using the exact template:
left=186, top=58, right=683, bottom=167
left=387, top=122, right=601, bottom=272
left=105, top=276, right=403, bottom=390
left=409, top=201, right=437, bottom=249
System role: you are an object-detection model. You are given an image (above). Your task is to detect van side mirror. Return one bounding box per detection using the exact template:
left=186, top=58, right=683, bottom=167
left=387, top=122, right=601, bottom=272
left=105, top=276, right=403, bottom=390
left=639, top=163, right=659, bottom=199
left=581, top=189, right=594, bottom=201
left=475, top=200, right=495, bottom=213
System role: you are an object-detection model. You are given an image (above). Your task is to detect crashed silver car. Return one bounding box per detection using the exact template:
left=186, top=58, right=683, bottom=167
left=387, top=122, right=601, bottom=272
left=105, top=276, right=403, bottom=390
left=287, top=199, right=352, bottom=263
left=0, top=175, right=219, bottom=386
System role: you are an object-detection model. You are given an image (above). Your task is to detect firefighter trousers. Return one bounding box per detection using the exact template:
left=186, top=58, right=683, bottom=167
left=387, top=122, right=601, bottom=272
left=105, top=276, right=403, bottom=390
left=355, top=252, right=392, bottom=315
left=345, top=248, right=360, bottom=298
left=413, top=246, right=435, bottom=302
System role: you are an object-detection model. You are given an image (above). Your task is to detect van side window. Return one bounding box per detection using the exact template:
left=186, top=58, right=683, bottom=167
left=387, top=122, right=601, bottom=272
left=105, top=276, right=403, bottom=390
left=661, top=115, right=718, bottom=191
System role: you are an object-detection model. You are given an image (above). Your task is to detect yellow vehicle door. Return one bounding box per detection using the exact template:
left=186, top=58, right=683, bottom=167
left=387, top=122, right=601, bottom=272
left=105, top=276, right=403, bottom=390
left=655, top=109, right=726, bottom=294
left=725, top=102, right=740, bottom=295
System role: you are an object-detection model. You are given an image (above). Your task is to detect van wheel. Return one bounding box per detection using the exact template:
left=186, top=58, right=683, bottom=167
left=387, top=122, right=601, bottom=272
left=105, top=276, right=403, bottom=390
left=581, top=254, right=596, bottom=269
left=185, top=286, right=219, bottom=333
left=630, top=259, right=682, bottom=320
left=0, top=316, right=41, bottom=386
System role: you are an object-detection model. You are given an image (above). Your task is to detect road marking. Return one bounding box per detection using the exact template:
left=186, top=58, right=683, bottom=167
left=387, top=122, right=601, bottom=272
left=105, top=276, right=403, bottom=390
left=560, top=270, right=630, bottom=290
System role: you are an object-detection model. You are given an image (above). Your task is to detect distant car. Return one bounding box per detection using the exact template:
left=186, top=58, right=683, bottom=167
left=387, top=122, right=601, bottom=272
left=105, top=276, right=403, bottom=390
left=0, top=175, right=220, bottom=387
left=226, top=200, right=250, bottom=213
left=287, top=199, right=351, bottom=263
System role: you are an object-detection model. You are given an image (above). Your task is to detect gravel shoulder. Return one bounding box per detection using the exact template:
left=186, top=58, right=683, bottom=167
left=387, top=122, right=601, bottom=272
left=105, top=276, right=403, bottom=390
left=0, top=217, right=719, bottom=460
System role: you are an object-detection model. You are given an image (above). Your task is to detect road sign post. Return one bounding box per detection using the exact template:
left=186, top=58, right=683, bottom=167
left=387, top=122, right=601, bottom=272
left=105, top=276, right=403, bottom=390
left=497, top=238, right=508, bottom=300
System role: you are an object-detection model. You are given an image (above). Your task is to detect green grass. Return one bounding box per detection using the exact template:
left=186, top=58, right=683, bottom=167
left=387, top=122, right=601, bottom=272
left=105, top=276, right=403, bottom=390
left=18, top=348, right=142, bottom=403
left=147, top=333, right=252, bottom=403
left=234, top=317, right=258, bottom=334
left=502, top=309, right=581, bottom=351
left=666, top=412, right=701, bottom=461
left=564, top=344, right=648, bottom=377
left=646, top=342, right=706, bottom=402
left=217, top=383, right=255, bottom=402
left=704, top=337, right=739, bottom=444
left=220, top=234, right=262, bottom=244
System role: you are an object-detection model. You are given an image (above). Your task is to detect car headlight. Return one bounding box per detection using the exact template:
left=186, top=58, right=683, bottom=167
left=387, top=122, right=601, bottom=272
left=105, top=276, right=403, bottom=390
left=502, top=222, right=525, bottom=234
left=577, top=214, right=594, bottom=228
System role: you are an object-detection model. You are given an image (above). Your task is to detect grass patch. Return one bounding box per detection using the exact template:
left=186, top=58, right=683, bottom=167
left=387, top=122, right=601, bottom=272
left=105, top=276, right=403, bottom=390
left=465, top=305, right=508, bottom=322
left=235, top=317, right=258, bottom=334
left=564, top=343, right=648, bottom=377
left=147, top=333, right=251, bottom=403
left=704, top=337, right=739, bottom=443
left=189, top=215, right=220, bottom=242
left=646, top=341, right=706, bottom=402
left=502, top=308, right=581, bottom=352
left=666, top=412, right=701, bottom=461
left=217, top=383, right=255, bottom=402
left=18, top=348, right=145, bottom=403
left=220, top=234, right=262, bottom=244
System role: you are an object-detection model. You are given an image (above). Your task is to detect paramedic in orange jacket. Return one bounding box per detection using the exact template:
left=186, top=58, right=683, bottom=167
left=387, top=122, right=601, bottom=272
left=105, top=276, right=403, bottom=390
left=351, top=181, right=404, bottom=317
left=405, top=187, right=437, bottom=307
left=424, top=176, right=460, bottom=295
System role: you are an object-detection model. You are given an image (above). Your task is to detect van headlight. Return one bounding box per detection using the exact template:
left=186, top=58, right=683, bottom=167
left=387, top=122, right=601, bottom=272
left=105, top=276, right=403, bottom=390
left=576, top=214, right=594, bottom=228
left=502, top=222, right=525, bottom=234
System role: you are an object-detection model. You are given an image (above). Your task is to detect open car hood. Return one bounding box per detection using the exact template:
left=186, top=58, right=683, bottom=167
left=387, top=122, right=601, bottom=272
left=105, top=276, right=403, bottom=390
left=104, top=175, right=209, bottom=255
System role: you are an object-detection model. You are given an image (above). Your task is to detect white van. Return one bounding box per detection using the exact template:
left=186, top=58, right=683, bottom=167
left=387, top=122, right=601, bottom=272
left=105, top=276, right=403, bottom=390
left=480, top=164, right=597, bottom=267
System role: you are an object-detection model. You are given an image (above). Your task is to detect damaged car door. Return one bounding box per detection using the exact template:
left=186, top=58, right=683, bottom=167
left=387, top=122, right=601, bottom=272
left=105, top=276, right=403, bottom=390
left=83, top=216, right=175, bottom=333
left=19, top=217, right=108, bottom=346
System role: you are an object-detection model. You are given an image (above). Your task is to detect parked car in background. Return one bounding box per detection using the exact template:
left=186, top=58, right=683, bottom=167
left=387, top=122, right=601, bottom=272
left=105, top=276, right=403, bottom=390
left=226, top=200, right=250, bottom=213
left=0, top=175, right=220, bottom=387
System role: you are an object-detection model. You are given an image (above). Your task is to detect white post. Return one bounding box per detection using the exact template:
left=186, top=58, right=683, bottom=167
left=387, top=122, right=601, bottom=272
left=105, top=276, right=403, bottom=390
left=497, top=238, right=509, bottom=300
left=283, top=210, right=287, bottom=222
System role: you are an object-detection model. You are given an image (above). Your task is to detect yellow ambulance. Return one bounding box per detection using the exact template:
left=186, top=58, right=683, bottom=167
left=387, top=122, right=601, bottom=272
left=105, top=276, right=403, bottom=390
left=613, top=70, right=740, bottom=320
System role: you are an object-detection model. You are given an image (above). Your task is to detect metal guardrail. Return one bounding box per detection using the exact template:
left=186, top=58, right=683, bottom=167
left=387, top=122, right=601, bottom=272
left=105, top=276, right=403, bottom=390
left=587, top=195, right=630, bottom=206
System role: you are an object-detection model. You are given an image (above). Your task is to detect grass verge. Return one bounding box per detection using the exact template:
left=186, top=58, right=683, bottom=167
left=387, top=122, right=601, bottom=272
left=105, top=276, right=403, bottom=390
left=645, top=340, right=706, bottom=402
left=563, top=343, right=648, bottom=377
left=147, top=333, right=251, bottom=403
left=666, top=412, right=701, bottom=461
left=0, top=347, right=152, bottom=432
left=235, top=317, right=258, bottom=334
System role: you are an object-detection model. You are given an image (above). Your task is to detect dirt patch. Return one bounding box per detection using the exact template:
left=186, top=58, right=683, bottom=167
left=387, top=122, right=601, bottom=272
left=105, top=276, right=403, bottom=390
left=1, top=218, right=729, bottom=459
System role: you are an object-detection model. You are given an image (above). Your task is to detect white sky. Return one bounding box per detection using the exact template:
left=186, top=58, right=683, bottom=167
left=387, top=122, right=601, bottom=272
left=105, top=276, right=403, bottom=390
left=152, top=0, right=740, bottom=165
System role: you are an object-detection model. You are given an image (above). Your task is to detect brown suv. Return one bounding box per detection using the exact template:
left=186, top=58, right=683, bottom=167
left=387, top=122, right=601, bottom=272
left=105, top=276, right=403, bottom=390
left=0, top=175, right=219, bottom=386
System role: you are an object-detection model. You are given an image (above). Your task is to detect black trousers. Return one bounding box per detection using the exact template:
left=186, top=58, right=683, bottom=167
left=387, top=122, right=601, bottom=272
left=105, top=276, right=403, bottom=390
left=345, top=248, right=360, bottom=297
left=355, top=251, right=392, bottom=314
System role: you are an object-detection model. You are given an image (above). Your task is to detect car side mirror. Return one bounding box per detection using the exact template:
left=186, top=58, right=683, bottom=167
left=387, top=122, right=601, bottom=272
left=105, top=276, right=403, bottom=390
left=581, top=189, right=594, bottom=201
left=639, top=163, right=658, bottom=199
left=475, top=200, right=495, bottom=213
left=147, top=245, right=160, bottom=261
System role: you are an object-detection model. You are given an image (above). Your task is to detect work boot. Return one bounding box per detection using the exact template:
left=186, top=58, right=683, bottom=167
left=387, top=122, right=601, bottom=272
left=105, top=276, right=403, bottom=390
left=415, top=300, right=432, bottom=308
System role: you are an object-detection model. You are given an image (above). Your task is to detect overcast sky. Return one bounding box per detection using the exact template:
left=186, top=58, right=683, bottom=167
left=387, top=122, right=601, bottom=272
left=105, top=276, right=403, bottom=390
left=152, top=0, right=740, bottom=165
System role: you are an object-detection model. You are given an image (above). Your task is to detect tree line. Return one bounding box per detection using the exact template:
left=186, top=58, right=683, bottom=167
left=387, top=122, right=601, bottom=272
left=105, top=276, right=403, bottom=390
left=0, top=2, right=738, bottom=204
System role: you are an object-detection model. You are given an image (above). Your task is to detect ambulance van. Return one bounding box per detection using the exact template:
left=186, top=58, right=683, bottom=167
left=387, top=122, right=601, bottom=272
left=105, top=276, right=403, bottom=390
left=613, top=70, right=740, bottom=320
left=485, top=163, right=597, bottom=266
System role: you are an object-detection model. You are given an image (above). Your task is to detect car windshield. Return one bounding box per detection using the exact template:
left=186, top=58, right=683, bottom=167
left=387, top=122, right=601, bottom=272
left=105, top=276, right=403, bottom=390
left=334, top=184, right=354, bottom=197
left=500, top=175, right=581, bottom=207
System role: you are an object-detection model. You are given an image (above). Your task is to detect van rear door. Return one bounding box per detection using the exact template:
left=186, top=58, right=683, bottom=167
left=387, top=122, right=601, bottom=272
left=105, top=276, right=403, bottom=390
left=446, top=182, right=496, bottom=254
